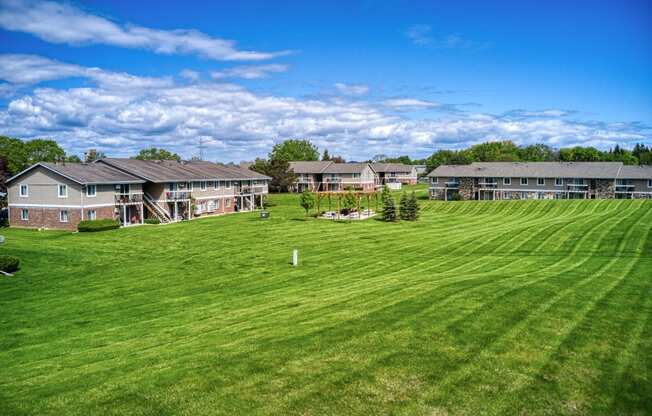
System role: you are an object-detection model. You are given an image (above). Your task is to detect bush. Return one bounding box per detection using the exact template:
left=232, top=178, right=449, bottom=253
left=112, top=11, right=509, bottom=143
left=0, top=255, right=19, bottom=273
left=144, top=218, right=160, bottom=225
left=77, top=219, right=120, bottom=232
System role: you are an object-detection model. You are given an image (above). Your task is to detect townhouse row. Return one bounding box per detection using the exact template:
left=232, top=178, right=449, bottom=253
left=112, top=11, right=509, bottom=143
left=428, top=162, right=652, bottom=200
left=6, top=158, right=270, bottom=230
left=289, top=161, right=418, bottom=192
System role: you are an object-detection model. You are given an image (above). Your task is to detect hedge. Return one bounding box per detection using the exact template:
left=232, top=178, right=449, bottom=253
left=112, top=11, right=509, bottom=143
left=144, top=218, right=160, bottom=225
left=77, top=219, right=120, bottom=232
left=0, top=255, right=19, bottom=273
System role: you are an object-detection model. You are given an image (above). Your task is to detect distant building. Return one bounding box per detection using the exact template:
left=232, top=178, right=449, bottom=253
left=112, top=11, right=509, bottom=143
left=427, top=162, right=652, bottom=200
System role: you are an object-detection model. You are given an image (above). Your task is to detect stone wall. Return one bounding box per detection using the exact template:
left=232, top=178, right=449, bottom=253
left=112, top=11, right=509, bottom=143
left=429, top=188, right=446, bottom=200
left=595, top=180, right=615, bottom=199
left=458, top=177, right=475, bottom=200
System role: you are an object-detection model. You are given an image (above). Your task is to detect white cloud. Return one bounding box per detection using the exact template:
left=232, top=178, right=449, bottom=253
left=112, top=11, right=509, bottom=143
left=179, top=69, right=200, bottom=82
left=0, top=0, right=290, bottom=61
left=334, top=83, right=370, bottom=96
left=405, top=24, right=486, bottom=49
left=0, top=55, right=648, bottom=161
left=211, top=64, right=288, bottom=79
left=382, top=98, right=441, bottom=111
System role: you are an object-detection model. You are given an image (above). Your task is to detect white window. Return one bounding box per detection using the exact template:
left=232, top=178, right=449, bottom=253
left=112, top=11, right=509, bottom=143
left=503, top=178, right=511, bottom=185
left=432, top=177, right=438, bottom=184
left=59, top=210, right=69, bottom=223
left=200, top=181, right=207, bottom=191
left=21, top=209, right=29, bottom=221
left=648, top=179, right=652, bottom=188
left=520, top=178, right=528, bottom=185
left=58, top=184, right=68, bottom=198
left=555, top=178, right=563, bottom=186
left=214, top=181, right=220, bottom=190
left=87, top=210, right=96, bottom=220
left=188, top=182, right=194, bottom=191
left=225, top=181, right=232, bottom=189
left=19, top=184, right=28, bottom=197
left=216, top=199, right=221, bottom=209
left=537, top=178, right=545, bottom=186
left=86, top=184, right=97, bottom=197
left=225, top=198, right=231, bottom=207
left=352, top=173, right=360, bottom=178
left=168, top=182, right=178, bottom=191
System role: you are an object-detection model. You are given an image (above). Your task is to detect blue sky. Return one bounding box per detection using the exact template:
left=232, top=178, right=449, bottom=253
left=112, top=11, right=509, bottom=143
left=0, top=0, right=650, bottom=162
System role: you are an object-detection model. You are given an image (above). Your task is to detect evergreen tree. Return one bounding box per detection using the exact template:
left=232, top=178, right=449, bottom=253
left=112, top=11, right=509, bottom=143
left=382, top=195, right=397, bottom=222
left=380, top=185, right=392, bottom=207
left=399, top=192, right=410, bottom=220
left=407, top=192, right=420, bottom=221
left=299, top=191, right=315, bottom=217
left=321, top=149, right=331, bottom=161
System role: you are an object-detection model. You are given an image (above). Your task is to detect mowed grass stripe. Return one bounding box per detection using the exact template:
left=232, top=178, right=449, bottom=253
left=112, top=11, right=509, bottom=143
left=0, top=191, right=650, bottom=415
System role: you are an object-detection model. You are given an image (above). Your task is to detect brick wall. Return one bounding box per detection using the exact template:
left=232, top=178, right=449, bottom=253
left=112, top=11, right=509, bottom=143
left=10, top=206, right=81, bottom=230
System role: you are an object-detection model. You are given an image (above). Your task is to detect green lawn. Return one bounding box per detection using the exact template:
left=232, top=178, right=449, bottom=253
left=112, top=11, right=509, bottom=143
left=1, top=188, right=651, bottom=415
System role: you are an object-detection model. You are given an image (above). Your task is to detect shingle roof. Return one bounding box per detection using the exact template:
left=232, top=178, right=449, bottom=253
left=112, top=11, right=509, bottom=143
left=7, top=162, right=144, bottom=185
left=428, top=162, right=624, bottom=179
left=288, top=161, right=333, bottom=174
left=98, top=158, right=270, bottom=182
left=618, top=165, right=652, bottom=179
left=371, top=163, right=414, bottom=173
left=322, top=163, right=373, bottom=174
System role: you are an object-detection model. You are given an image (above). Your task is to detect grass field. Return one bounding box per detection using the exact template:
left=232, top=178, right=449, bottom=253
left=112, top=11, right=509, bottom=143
left=1, top=187, right=651, bottom=415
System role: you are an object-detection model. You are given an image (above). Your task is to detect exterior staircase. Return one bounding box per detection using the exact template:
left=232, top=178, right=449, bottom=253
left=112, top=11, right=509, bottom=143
left=143, top=193, right=172, bottom=223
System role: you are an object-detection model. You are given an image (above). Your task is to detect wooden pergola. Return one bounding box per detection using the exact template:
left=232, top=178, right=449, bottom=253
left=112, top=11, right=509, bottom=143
left=314, top=190, right=379, bottom=220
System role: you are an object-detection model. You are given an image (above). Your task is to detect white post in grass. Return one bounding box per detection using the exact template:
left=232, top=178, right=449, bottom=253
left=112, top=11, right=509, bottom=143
left=292, top=249, right=298, bottom=267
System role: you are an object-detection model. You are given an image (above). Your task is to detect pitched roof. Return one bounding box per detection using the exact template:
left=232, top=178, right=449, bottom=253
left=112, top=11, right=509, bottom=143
left=288, top=161, right=333, bottom=174
left=428, top=162, right=624, bottom=179
left=371, top=163, right=414, bottom=173
left=97, top=158, right=270, bottom=182
left=7, top=162, right=144, bottom=185
left=618, top=165, right=652, bottom=179
left=323, top=162, right=373, bottom=174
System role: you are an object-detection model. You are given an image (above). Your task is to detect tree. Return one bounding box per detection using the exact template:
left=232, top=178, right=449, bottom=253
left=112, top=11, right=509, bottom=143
left=469, top=140, right=520, bottom=162
left=66, top=155, right=82, bottom=163
left=382, top=195, right=397, bottom=222
left=342, top=190, right=356, bottom=214
left=380, top=185, right=392, bottom=207
left=299, top=191, right=315, bottom=217
left=270, top=139, right=319, bottom=161
left=0, top=136, right=28, bottom=175
left=399, top=192, right=410, bottom=220
left=518, top=144, right=554, bottom=161
left=331, top=155, right=346, bottom=163
left=84, top=149, right=106, bottom=162
left=134, top=147, right=181, bottom=161
left=24, top=139, right=66, bottom=165
left=407, top=192, right=420, bottom=221
left=265, top=158, right=297, bottom=192
left=321, top=149, right=331, bottom=161
left=249, top=158, right=269, bottom=175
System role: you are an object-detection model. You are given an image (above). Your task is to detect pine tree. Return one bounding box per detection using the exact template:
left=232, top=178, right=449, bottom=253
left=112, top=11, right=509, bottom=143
left=321, top=149, right=331, bottom=161
left=380, top=185, right=391, bottom=207
left=399, top=192, right=410, bottom=220
left=382, top=195, right=397, bottom=222
left=407, top=191, right=420, bottom=221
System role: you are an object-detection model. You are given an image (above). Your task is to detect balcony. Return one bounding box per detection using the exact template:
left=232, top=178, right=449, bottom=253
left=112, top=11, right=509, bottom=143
left=165, top=190, right=191, bottom=200
left=325, top=177, right=341, bottom=183
left=445, top=181, right=460, bottom=188
left=477, top=182, right=498, bottom=188
left=115, top=193, right=143, bottom=204
left=567, top=183, right=588, bottom=191
left=239, top=186, right=267, bottom=195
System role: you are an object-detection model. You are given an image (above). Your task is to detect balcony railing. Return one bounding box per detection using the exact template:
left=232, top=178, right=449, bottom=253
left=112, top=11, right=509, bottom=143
left=115, top=193, right=143, bottom=204
left=477, top=182, right=498, bottom=187
left=325, top=177, right=341, bottom=182
left=445, top=181, right=460, bottom=188
left=165, top=190, right=191, bottom=200
left=239, top=186, right=267, bottom=195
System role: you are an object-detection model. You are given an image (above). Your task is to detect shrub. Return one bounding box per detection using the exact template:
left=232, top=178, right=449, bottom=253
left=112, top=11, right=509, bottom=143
left=399, top=192, right=410, bottom=220
left=144, top=218, right=160, bottom=225
left=77, top=219, right=120, bottom=232
left=0, top=255, right=19, bottom=273
left=407, top=192, right=420, bottom=221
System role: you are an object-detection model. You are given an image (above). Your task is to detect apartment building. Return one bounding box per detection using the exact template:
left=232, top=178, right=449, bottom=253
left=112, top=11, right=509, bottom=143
left=6, top=162, right=145, bottom=230
left=371, top=163, right=418, bottom=185
left=428, top=162, right=652, bottom=200
left=7, top=158, right=270, bottom=230
left=288, top=161, right=377, bottom=192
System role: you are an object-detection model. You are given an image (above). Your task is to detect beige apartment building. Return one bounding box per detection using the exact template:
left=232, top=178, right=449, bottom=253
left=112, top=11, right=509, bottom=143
left=7, top=158, right=270, bottom=230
